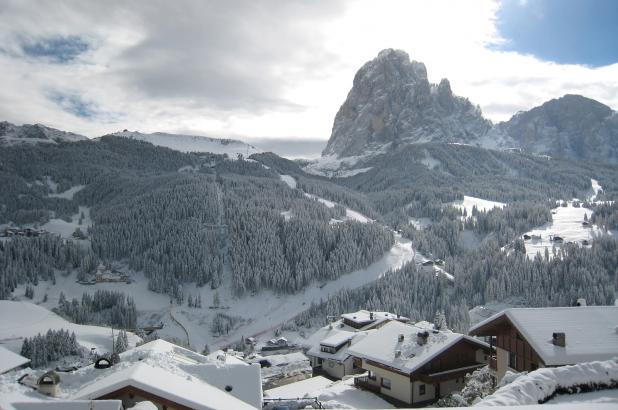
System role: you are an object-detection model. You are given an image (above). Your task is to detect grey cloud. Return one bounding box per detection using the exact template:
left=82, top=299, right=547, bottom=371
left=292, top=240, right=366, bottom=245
left=109, top=0, right=346, bottom=112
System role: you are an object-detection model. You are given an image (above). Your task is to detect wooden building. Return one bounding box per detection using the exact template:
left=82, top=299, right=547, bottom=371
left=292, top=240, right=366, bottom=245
left=469, top=306, right=618, bottom=383
left=347, top=321, right=490, bottom=406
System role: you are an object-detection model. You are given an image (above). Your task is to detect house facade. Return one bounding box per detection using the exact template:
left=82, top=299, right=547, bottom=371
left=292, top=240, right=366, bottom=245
left=348, top=321, right=490, bottom=406
left=468, top=306, right=618, bottom=383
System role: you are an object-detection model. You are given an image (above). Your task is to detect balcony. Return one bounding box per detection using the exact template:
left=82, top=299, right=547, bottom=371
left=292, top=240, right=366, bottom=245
left=354, top=375, right=380, bottom=393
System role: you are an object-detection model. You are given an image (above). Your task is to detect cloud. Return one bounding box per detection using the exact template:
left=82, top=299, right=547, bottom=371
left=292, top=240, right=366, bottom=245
left=0, top=0, right=616, bottom=141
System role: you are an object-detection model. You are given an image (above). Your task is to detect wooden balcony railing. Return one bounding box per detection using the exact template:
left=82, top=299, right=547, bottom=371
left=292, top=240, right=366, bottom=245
left=354, top=375, right=380, bottom=393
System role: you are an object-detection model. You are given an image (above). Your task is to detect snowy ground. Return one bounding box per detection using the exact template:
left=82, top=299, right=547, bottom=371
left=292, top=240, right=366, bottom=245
left=47, top=185, right=85, bottom=200
left=0, top=301, right=140, bottom=355
left=41, top=206, right=92, bottom=239
left=452, top=195, right=506, bottom=216
left=522, top=201, right=602, bottom=259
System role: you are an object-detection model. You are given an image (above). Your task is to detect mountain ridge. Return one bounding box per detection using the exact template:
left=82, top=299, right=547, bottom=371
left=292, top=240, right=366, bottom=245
left=323, top=49, right=618, bottom=165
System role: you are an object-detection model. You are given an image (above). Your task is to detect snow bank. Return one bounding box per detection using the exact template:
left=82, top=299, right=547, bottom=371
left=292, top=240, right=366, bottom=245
left=477, top=359, right=618, bottom=406
left=279, top=174, right=297, bottom=189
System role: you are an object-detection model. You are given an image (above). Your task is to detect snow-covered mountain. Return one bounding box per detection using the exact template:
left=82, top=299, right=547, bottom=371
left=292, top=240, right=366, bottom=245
left=491, top=94, right=618, bottom=164
left=322, top=49, right=492, bottom=158
left=320, top=49, right=618, bottom=168
left=112, top=130, right=261, bottom=157
left=0, top=121, right=88, bottom=146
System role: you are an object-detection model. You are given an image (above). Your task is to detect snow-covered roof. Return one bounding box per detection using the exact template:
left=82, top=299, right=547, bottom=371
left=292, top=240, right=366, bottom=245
left=72, top=363, right=255, bottom=410
left=0, top=346, right=30, bottom=374
left=320, top=331, right=355, bottom=348
left=340, top=310, right=409, bottom=326
left=469, top=306, right=618, bottom=366
left=305, top=322, right=371, bottom=362
left=347, top=321, right=488, bottom=374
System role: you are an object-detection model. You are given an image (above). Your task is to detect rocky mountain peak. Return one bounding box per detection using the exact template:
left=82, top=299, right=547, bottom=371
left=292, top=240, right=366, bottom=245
left=323, top=49, right=491, bottom=158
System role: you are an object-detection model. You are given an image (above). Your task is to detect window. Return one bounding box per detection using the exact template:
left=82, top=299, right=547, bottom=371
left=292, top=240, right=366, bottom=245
left=381, top=377, right=391, bottom=390
left=509, top=352, right=517, bottom=369
left=368, top=371, right=376, bottom=381
left=419, top=384, right=426, bottom=395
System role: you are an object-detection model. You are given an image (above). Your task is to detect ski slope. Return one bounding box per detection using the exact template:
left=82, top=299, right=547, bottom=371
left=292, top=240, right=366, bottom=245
left=0, top=301, right=140, bottom=355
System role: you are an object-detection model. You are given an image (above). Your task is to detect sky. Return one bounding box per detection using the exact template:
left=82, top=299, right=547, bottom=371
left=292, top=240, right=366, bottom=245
left=0, top=0, right=617, bottom=157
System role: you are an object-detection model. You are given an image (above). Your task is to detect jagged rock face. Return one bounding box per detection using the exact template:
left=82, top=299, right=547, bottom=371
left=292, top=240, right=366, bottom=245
left=0, top=121, right=87, bottom=145
left=496, top=95, right=618, bottom=164
left=323, top=49, right=492, bottom=157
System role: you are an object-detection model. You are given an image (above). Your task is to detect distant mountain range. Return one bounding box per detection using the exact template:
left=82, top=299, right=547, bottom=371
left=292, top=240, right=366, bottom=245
left=0, top=121, right=88, bottom=145
left=110, top=130, right=261, bottom=157
left=323, top=49, right=618, bottom=165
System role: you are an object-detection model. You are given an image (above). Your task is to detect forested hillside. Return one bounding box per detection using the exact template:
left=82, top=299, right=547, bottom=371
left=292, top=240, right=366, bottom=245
left=0, top=137, right=392, bottom=299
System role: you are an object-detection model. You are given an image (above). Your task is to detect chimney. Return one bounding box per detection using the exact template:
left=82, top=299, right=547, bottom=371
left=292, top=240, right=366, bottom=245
left=398, top=334, right=404, bottom=342
left=552, top=332, right=566, bottom=347
left=395, top=350, right=402, bottom=358
left=576, top=298, right=586, bottom=307
left=417, top=331, right=429, bottom=345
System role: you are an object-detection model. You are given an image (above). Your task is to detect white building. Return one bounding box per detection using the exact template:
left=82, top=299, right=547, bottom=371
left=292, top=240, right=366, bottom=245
left=304, top=310, right=409, bottom=380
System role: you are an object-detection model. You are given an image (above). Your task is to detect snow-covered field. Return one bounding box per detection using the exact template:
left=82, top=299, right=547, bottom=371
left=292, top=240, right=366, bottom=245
left=41, top=206, right=92, bottom=239
left=452, top=195, right=506, bottom=216
left=47, top=185, right=85, bottom=200
left=522, top=201, right=602, bottom=259
left=0, top=301, right=140, bottom=355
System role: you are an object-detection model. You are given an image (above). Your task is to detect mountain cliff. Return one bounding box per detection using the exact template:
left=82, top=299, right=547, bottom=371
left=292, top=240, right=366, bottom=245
left=323, top=49, right=491, bottom=157
left=494, top=94, right=618, bottom=163
left=321, top=49, right=618, bottom=165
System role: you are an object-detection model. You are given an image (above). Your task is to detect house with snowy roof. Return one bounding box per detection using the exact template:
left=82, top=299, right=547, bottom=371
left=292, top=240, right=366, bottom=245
left=0, top=346, right=30, bottom=374
left=304, top=310, right=409, bottom=380
left=66, top=339, right=262, bottom=409
left=347, top=320, right=490, bottom=406
left=468, top=305, right=618, bottom=383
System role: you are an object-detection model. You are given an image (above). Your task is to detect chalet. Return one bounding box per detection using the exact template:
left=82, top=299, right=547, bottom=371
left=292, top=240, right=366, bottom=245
left=305, top=310, right=410, bottom=380
left=0, top=346, right=30, bottom=374
left=70, top=339, right=262, bottom=409
left=72, top=362, right=256, bottom=410
left=347, top=321, right=490, bottom=406
left=468, top=306, right=618, bottom=383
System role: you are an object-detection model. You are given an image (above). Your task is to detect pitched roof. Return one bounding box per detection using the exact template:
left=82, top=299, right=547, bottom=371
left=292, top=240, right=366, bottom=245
left=0, top=346, right=30, bottom=374
left=72, top=363, right=255, bottom=410
left=468, top=306, right=618, bottom=366
left=347, top=321, right=487, bottom=374
left=10, top=401, right=122, bottom=410
left=340, top=310, right=409, bottom=326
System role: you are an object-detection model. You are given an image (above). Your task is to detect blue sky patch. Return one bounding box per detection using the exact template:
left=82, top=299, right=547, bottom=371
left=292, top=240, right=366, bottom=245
left=47, top=91, right=122, bottom=122
left=22, top=35, right=89, bottom=63
left=495, top=0, right=618, bottom=67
